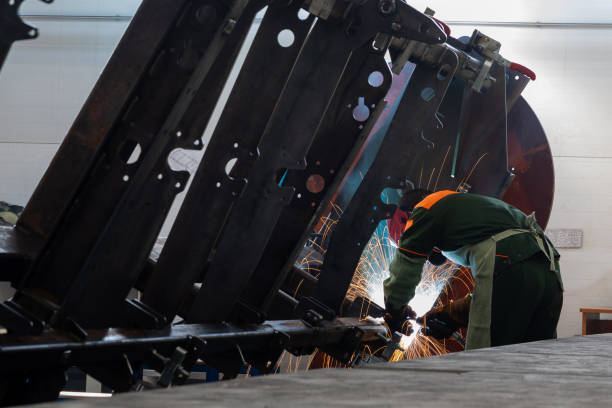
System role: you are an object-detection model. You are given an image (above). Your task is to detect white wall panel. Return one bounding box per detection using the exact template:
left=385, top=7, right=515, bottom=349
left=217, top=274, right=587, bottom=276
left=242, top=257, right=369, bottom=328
left=447, top=25, right=612, bottom=158
left=20, top=0, right=142, bottom=16
left=0, top=19, right=129, bottom=144
left=544, top=157, right=612, bottom=337
left=0, top=143, right=59, bottom=206
left=18, top=0, right=612, bottom=22
left=409, top=0, right=612, bottom=24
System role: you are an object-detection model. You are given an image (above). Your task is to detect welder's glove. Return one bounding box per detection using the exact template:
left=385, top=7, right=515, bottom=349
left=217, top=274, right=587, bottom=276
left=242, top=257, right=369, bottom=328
left=384, top=303, right=416, bottom=336
left=419, top=316, right=457, bottom=340
left=417, top=294, right=471, bottom=340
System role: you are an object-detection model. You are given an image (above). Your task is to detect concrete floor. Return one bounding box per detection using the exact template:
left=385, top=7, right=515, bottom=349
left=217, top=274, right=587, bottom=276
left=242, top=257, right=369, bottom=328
left=38, top=333, right=612, bottom=407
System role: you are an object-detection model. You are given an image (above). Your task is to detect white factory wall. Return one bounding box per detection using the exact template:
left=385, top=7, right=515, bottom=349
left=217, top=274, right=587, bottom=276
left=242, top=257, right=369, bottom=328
left=1, top=2, right=612, bottom=337
left=445, top=24, right=612, bottom=338
left=20, top=0, right=142, bottom=16
left=410, top=0, right=612, bottom=24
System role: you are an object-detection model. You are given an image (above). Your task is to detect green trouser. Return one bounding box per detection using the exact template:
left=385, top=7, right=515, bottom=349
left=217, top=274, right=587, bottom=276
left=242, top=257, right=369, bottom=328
left=490, top=254, right=563, bottom=346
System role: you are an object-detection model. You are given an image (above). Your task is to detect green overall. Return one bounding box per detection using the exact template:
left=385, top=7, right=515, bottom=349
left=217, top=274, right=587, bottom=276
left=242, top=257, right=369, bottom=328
left=384, top=191, right=563, bottom=349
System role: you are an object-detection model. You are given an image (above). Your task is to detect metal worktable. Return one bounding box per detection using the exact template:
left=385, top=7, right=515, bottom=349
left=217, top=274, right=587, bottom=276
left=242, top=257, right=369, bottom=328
left=35, top=334, right=612, bottom=407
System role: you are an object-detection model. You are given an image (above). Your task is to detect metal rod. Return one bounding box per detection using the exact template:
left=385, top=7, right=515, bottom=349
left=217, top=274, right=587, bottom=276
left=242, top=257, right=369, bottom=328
left=0, top=318, right=385, bottom=359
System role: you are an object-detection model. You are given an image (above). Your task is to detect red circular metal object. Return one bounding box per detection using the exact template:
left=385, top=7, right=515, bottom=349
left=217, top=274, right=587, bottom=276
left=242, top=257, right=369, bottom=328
left=502, top=97, right=554, bottom=230
left=306, top=174, right=326, bottom=194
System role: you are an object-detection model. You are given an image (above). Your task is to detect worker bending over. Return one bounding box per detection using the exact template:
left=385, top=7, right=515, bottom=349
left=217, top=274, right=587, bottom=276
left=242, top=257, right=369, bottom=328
left=383, top=189, right=563, bottom=349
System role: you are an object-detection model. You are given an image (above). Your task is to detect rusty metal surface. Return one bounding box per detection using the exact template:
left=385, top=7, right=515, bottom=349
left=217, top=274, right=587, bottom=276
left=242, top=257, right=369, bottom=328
left=238, top=40, right=392, bottom=320
left=186, top=0, right=446, bottom=324
left=18, top=0, right=187, bottom=239
left=503, top=96, right=555, bottom=229
left=142, top=0, right=315, bottom=323
left=57, top=0, right=261, bottom=329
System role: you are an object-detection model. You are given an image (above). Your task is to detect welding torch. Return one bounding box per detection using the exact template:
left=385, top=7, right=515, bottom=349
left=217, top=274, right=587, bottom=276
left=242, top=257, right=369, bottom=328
left=417, top=316, right=466, bottom=347
left=381, top=316, right=466, bottom=362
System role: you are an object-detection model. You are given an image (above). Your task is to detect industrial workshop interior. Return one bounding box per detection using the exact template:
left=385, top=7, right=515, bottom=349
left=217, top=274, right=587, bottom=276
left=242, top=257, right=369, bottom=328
left=0, top=0, right=610, bottom=406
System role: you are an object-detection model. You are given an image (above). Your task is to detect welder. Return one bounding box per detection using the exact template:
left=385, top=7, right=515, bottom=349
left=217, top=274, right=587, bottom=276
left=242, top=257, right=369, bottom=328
left=383, top=189, right=563, bottom=349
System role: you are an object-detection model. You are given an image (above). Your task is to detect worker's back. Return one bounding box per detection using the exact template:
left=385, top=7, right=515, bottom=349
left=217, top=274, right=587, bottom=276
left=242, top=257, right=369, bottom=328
left=403, top=191, right=559, bottom=280
left=423, top=191, right=533, bottom=251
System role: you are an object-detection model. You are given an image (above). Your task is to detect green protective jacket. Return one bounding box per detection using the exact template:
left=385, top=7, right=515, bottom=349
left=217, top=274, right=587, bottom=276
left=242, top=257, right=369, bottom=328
left=383, top=191, right=562, bottom=309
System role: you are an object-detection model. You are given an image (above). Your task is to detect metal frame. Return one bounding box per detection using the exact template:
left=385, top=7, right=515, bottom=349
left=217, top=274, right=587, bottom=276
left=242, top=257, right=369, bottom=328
left=0, top=0, right=538, bottom=403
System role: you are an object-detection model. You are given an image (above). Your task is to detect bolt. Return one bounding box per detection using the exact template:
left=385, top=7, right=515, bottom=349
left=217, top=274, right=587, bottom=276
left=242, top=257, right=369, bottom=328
left=224, top=19, right=237, bottom=34
left=391, top=22, right=402, bottom=32
left=378, top=0, right=396, bottom=15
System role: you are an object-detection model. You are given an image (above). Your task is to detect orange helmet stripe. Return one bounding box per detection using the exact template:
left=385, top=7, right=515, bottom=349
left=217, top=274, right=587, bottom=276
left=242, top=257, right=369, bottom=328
left=414, top=190, right=458, bottom=210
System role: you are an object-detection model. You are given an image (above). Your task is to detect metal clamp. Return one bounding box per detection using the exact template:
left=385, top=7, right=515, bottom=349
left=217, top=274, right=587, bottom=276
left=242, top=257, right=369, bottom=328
left=153, top=347, right=191, bottom=387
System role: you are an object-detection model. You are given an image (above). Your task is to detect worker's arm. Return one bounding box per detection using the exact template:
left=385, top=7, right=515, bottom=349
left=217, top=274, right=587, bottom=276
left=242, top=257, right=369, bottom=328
left=383, top=206, right=439, bottom=309
left=384, top=252, right=427, bottom=308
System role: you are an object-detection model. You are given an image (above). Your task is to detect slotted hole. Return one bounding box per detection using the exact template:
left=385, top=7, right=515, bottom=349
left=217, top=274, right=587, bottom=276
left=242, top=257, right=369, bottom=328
left=352, top=97, right=370, bottom=122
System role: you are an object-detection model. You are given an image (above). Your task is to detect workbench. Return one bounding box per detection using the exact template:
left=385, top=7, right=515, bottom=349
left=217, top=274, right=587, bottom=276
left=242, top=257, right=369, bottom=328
left=581, top=308, right=612, bottom=335
left=36, top=333, right=612, bottom=407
